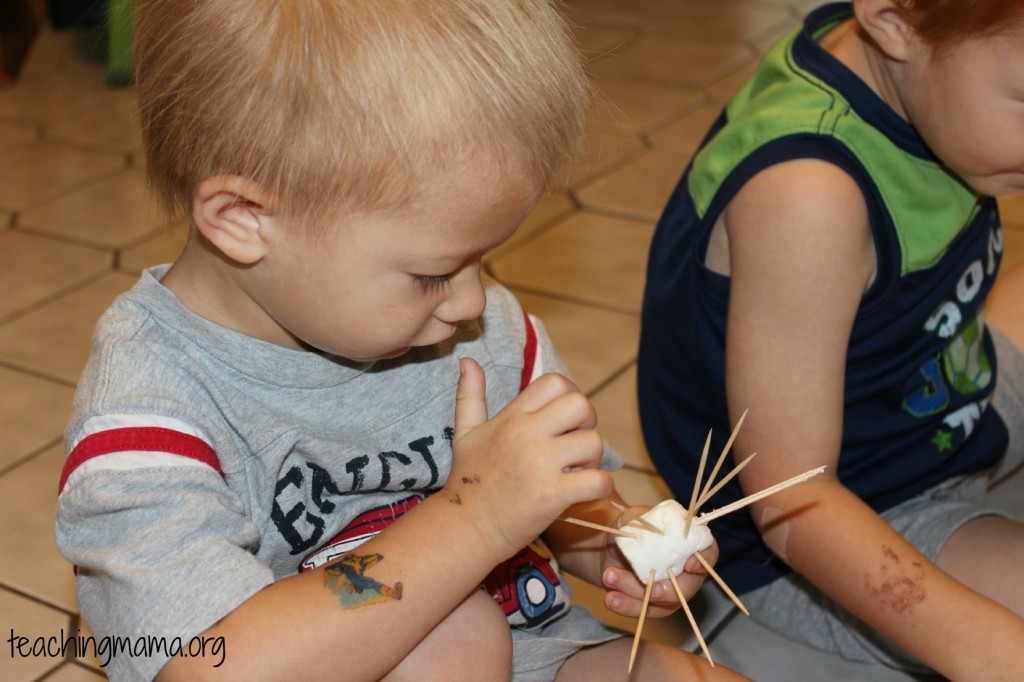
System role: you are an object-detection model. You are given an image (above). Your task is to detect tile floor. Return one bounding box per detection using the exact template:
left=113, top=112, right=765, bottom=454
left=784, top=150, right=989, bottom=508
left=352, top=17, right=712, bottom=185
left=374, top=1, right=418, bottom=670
left=3, top=2, right=1024, bottom=680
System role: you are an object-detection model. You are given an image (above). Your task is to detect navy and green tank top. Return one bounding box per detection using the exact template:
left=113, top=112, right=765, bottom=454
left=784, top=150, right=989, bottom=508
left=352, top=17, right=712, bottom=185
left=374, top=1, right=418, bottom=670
left=637, top=2, right=1008, bottom=594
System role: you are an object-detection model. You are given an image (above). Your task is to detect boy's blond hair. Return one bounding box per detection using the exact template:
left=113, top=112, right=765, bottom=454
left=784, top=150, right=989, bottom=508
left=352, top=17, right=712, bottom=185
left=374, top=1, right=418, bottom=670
left=134, top=0, right=588, bottom=227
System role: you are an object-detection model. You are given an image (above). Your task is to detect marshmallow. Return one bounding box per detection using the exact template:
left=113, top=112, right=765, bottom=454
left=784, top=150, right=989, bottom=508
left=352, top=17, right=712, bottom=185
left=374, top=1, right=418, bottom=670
left=614, top=499, right=713, bottom=584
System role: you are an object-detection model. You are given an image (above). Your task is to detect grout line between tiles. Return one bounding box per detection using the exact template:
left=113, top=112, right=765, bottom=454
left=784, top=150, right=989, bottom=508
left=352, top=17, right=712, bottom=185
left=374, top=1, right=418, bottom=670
left=503, top=282, right=641, bottom=316
left=0, top=435, right=64, bottom=478
left=0, top=359, right=80, bottom=390
left=0, top=266, right=114, bottom=327
left=0, top=582, right=78, bottom=621
left=584, top=359, right=636, bottom=399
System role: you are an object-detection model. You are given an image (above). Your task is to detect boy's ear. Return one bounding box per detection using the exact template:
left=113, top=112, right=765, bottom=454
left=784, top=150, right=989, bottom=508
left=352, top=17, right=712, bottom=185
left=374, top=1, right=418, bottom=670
left=193, top=176, right=273, bottom=265
left=853, top=0, right=915, bottom=61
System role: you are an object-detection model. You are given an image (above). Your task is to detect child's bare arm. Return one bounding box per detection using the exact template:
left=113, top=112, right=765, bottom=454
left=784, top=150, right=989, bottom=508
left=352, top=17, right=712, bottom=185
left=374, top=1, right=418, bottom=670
left=724, top=160, right=1024, bottom=679
left=158, top=358, right=612, bottom=681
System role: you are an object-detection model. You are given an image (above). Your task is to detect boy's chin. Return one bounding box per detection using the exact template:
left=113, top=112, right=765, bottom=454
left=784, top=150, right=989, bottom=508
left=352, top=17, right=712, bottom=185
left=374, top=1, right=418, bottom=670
left=377, top=347, right=412, bottom=360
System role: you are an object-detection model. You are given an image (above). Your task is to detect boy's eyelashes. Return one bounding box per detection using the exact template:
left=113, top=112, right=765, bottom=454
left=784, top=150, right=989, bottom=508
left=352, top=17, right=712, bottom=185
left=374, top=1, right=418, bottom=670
left=412, top=273, right=453, bottom=293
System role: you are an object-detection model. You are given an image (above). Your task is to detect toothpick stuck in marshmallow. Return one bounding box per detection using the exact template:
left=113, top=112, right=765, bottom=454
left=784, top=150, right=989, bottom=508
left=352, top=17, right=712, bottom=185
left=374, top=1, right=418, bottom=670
left=615, top=499, right=714, bottom=584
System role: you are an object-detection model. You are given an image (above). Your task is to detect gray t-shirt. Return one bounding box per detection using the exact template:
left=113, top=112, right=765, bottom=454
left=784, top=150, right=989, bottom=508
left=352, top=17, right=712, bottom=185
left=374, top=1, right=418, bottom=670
left=56, top=265, right=621, bottom=680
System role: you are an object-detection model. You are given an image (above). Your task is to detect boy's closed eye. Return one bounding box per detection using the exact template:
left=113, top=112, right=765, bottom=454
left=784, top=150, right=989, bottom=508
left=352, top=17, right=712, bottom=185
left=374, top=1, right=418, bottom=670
left=412, top=273, right=454, bottom=293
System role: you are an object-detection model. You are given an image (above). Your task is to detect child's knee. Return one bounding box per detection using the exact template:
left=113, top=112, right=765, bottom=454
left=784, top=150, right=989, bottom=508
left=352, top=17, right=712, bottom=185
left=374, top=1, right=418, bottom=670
left=384, top=588, right=511, bottom=681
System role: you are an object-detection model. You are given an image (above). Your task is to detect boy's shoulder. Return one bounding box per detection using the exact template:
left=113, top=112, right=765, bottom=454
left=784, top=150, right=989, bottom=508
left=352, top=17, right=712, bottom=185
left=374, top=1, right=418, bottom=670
left=67, top=267, right=228, bottom=442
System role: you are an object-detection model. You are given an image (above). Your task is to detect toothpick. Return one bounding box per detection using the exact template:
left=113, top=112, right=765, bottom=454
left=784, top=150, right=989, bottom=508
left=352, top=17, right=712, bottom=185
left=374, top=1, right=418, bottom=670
left=698, top=410, right=748, bottom=506
left=695, top=451, right=757, bottom=511
left=695, top=466, right=826, bottom=526
left=611, top=500, right=665, bottom=536
left=629, top=517, right=666, bottom=536
left=629, top=569, right=657, bottom=673
left=669, top=572, right=714, bottom=667
left=557, top=516, right=636, bottom=539
left=693, top=551, right=749, bottom=616
left=684, top=430, right=713, bottom=537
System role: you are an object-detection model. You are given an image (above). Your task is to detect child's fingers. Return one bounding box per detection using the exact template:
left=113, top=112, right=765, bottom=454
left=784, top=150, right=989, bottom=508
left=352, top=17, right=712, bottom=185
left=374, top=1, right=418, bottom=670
left=514, top=372, right=588, bottom=414
left=685, top=540, right=718, bottom=574
left=602, top=567, right=706, bottom=618
left=556, top=467, right=615, bottom=510
left=552, top=429, right=605, bottom=471
left=532, top=390, right=599, bottom=437
left=453, top=357, right=488, bottom=441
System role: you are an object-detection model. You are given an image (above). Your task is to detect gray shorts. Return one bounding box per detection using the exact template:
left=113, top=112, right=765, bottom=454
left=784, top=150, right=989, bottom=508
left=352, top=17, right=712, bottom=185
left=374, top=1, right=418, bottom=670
left=742, top=325, right=1024, bottom=671
left=511, top=603, right=621, bottom=682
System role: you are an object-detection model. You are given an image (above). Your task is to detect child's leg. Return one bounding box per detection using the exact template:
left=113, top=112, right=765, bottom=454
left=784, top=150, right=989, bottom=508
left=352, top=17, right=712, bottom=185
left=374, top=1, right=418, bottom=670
left=933, top=321, right=1024, bottom=632
left=936, top=515, right=1024, bottom=617
left=987, top=324, right=1024, bottom=483
left=555, top=638, right=749, bottom=681
left=382, top=588, right=512, bottom=682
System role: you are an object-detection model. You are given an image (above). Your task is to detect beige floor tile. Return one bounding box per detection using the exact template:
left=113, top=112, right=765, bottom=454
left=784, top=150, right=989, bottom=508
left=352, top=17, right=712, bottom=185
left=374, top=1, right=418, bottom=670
left=488, top=193, right=575, bottom=263
left=45, top=92, right=142, bottom=155
left=649, top=99, right=724, bottom=158
left=0, top=272, right=137, bottom=384
left=589, top=78, right=705, bottom=135
left=786, top=0, right=828, bottom=15
left=0, top=367, right=74, bottom=471
left=0, top=73, right=111, bottom=129
left=589, top=35, right=755, bottom=90
left=612, top=466, right=675, bottom=508
left=492, top=212, right=654, bottom=313
left=1001, top=228, right=1024, bottom=275
left=0, top=121, right=37, bottom=153
left=0, top=142, right=123, bottom=212
left=999, top=194, right=1024, bottom=226
left=41, top=662, right=107, bottom=682
left=569, top=127, right=646, bottom=187
left=19, top=169, right=168, bottom=249
left=591, top=365, right=653, bottom=471
left=119, top=217, right=190, bottom=274
left=0, top=587, right=69, bottom=681
left=752, top=15, right=802, bottom=55
left=574, top=23, right=636, bottom=61
left=575, top=150, right=689, bottom=220
left=512, top=291, right=639, bottom=395
left=565, top=0, right=679, bottom=28
left=0, top=445, right=77, bottom=612
left=649, top=2, right=795, bottom=45
left=13, top=27, right=105, bottom=85
left=0, top=231, right=111, bottom=321
left=704, top=61, right=758, bottom=104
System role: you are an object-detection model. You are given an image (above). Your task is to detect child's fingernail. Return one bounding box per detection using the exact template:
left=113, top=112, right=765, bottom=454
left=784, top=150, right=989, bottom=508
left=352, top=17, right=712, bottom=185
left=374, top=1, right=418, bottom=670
left=603, top=568, right=617, bottom=588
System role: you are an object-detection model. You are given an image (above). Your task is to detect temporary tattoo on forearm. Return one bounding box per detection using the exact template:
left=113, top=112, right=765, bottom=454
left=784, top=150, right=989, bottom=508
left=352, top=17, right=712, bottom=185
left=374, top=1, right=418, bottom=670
left=863, top=544, right=926, bottom=614
left=324, top=553, right=403, bottom=608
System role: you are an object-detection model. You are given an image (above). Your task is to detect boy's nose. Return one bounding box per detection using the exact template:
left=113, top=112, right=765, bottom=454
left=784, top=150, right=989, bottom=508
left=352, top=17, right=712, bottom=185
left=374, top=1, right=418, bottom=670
left=435, top=265, right=486, bottom=324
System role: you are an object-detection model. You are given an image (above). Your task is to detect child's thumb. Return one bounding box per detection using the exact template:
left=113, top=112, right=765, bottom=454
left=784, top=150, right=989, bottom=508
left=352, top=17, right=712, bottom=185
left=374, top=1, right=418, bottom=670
left=454, top=357, right=488, bottom=440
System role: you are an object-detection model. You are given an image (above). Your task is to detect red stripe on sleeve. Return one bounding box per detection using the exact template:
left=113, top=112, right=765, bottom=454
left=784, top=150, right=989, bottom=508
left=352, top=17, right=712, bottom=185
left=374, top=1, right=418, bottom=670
left=59, top=427, right=223, bottom=493
left=520, top=308, right=538, bottom=392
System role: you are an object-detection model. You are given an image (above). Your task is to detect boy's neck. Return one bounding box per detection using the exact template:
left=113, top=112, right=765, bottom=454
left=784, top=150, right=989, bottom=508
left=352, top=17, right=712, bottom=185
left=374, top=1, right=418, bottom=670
left=162, top=236, right=306, bottom=350
left=822, top=18, right=908, bottom=121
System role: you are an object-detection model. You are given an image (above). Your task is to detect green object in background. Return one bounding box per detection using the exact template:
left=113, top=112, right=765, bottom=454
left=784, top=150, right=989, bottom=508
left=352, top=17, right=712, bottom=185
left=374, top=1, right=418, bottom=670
left=106, top=0, right=135, bottom=86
